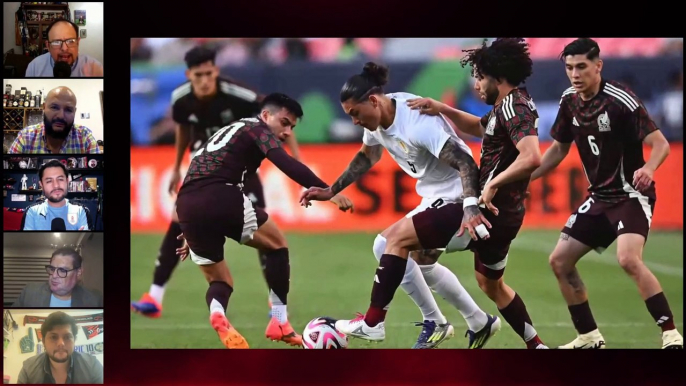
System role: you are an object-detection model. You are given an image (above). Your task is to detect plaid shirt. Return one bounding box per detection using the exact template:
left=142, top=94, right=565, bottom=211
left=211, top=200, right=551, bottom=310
left=8, top=123, right=102, bottom=154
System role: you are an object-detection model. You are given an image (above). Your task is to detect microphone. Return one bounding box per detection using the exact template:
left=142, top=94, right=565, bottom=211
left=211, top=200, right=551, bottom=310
left=51, top=218, right=66, bottom=231
left=53, top=61, right=72, bottom=78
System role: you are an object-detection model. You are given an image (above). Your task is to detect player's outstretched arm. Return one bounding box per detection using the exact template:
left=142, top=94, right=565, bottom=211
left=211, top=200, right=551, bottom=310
left=299, top=144, right=380, bottom=207
left=438, top=138, right=493, bottom=239
left=283, top=133, right=302, bottom=161
left=633, top=130, right=670, bottom=192
left=266, top=147, right=329, bottom=189
left=530, top=140, right=572, bottom=181
left=330, top=144, right=383, bottom=195
left=406, top=97, right=484, bottom=138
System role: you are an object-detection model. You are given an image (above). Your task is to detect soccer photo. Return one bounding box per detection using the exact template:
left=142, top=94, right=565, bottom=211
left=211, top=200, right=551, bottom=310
left=129, top=37, right=683, bottom=349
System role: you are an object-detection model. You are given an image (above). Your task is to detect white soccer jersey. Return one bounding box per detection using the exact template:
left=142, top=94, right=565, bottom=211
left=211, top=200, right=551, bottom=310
left=362, top=92, right=473, bottom=201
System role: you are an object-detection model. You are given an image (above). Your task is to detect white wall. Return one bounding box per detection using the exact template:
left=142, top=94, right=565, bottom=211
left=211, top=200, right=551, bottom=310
left=3, top=2, right=104, bottom=65
left=3, top=309, right=104, bottom=384
left=3, top=78, right=104, bottom=142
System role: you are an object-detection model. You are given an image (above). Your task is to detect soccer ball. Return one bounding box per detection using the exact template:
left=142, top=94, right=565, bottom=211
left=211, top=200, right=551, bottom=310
left=302, top=317, right=348, bottom=349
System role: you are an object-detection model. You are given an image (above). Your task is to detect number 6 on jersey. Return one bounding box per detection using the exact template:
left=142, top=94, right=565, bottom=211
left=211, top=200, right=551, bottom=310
left=588, top=135, right=599, bottom=156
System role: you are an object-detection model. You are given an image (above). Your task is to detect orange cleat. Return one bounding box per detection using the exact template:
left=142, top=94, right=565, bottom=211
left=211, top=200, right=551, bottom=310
left=131, top=293, right=162, bottom=318
left=210, top=313, right=249, bottom=349
left=265, top=317, right=302, bottom=347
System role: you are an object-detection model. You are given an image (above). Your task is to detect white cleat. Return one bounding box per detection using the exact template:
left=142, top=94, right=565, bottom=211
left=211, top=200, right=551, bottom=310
left=662, top=329, right=683, bottom=349
left=535, top=344, right=549, bottom=349
left=334, top=313, right=385, bottom=342
left=558, top=329, right=606, bottom=349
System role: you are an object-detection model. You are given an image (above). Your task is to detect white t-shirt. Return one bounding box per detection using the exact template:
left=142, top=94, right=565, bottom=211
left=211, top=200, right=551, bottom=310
left=362, top=92, right=473, bottom=201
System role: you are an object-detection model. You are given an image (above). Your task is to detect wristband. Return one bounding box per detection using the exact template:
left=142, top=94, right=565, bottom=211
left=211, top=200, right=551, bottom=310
left=463, top=197, right=478, bottom=208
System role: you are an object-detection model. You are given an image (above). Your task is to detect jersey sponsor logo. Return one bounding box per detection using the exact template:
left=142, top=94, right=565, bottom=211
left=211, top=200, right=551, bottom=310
left=486, top=115, right=496, bottom=135
left=598, top=111, right=611, bottom=132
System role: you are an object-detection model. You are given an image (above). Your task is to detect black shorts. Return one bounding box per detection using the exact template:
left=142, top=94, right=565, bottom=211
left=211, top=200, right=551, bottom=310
left=242, top=172, right=266, bottom=209
left=176, top=183, right=268, bottom=265
left=468, top=208, right=523, bottom=280
left=562, top=195, right=655, bottom=253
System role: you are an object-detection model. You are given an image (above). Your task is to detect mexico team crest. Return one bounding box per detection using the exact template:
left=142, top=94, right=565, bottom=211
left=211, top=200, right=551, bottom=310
left=68, top=213, right=78, bottom=225
left=565, top=214, right=577, bottom=228
left=598, top=111, right=611, bottom=132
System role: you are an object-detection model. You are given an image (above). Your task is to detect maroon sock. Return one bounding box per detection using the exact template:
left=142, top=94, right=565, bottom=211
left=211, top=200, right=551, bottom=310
left=206, top=281, right=233, bottom=310
left=263, top=248, right=290, bottom=305
left=365, top=254, right=407, bottom=327
left=645, top=292, right=676, bottom=332
left=568, top=301, right=598, bottom=334
left=152, top=221, right=184, bottom=286
left=498, top=293, right=543, bottom=348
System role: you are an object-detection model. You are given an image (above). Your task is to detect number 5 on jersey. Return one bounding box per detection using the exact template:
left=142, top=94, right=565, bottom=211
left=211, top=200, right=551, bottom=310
left=193, top=121, right=246, bottom=159
left=407, top=161, right=417, bottom=173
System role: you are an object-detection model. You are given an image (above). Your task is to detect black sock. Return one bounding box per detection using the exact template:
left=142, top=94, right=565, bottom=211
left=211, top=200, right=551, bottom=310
left=568, top=301, right=598, bottom=334
left=206, top=281, right=233, bottom=311
left=257, top=250, right=269, bottom=290
left=645, top=292, right=676, bottom=332
left=366, top=254, right=407, bottom=327
left=498, top=293, right=542, bottom=348
left=152, top=221, right=184, bottom=286
left=264, top=248, right=290, bottom=305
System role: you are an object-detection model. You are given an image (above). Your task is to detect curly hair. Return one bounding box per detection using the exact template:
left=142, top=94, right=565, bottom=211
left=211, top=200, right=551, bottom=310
left=460, top=38, right=534, bottom=86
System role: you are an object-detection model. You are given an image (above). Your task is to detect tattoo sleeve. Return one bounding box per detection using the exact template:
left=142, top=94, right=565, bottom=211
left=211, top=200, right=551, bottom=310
left=331, top=145, right=382, bottom=195
left=438, top=138, right=480, bottom=198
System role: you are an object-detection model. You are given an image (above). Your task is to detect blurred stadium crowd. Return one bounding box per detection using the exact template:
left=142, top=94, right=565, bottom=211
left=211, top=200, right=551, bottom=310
left=131, top=38, right=683, bottom=144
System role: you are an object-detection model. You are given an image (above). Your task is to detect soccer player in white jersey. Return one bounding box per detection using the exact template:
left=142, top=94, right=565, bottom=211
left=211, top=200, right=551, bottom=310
left=301, top=62, right=501, bottom=348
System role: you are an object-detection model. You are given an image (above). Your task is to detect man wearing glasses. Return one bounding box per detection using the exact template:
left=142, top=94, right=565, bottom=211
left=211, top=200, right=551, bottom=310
left=25, top=19, right=103, bottom=77
left=11, top=247, right=102, bottom=307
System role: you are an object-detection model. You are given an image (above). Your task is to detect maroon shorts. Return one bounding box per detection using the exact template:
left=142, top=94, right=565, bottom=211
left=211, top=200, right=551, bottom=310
left=411, top=201, right=463, bottom=250
left=243, top=172, right=266, bottom=209
left=562, top=195, right=655, bottom=252
left=468, top=208, right=523, bottom=280
left=176, top=183, right=268, bottom=264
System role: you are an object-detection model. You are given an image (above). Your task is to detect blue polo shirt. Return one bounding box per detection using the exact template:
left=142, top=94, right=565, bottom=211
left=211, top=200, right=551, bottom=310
left=25, top=52, right=102, bottom=77
left=23, top=199, right=90, bottom=231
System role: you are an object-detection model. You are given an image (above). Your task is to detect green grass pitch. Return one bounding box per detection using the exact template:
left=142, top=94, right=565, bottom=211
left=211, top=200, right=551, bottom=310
left=130, top=230, right=683, bottom=349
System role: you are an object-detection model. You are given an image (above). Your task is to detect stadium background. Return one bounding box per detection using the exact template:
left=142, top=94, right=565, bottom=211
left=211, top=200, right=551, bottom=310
left=130, top=38, right=683, bottom=349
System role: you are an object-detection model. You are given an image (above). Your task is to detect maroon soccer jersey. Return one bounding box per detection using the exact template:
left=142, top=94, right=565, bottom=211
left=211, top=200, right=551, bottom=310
left=180, top=117, right=281, bottom=191
left=171, top=77, right=261, bottom=152
left=479, top=88, right=539, bottom=218
left=550, top=79, right=658, bottom=203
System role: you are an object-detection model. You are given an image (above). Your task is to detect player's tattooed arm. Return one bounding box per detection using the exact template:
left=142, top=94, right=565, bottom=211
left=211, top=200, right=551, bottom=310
left=437, top=138, right=480, bottom=199
left=331, top=144, right=383, bottom=195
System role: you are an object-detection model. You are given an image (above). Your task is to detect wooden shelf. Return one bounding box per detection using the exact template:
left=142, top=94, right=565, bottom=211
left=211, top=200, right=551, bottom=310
left=21, top=4, right=69, bottom=10
left=5, top=168, right=102, bottom=172
left=3, top=107, right=42, bottom=110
